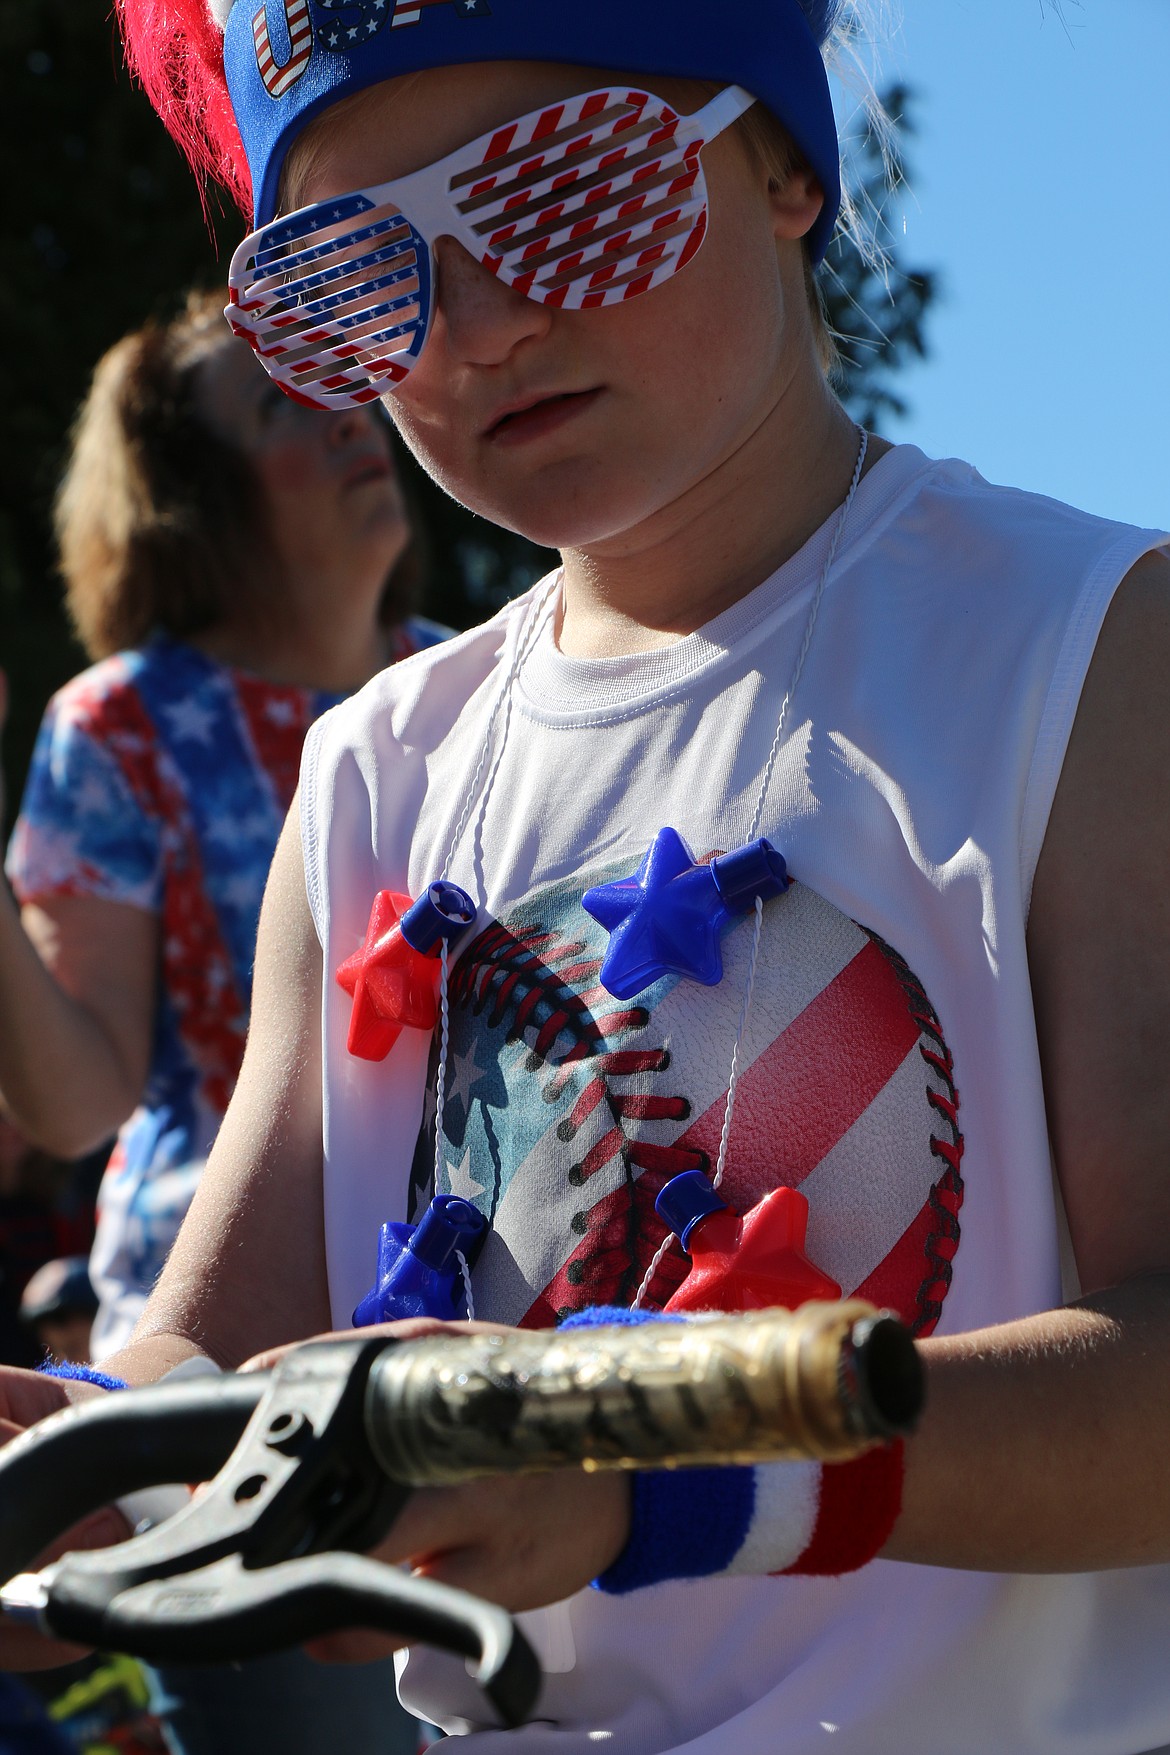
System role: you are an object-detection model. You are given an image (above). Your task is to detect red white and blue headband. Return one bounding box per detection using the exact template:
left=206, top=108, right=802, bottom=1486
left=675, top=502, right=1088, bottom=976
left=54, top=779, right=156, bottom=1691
left=213, top=0, right=843, bottom=260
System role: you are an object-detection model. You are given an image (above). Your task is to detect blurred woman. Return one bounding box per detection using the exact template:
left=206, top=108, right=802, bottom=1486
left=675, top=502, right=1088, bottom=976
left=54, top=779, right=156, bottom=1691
left=1, top=289, right=439, bottom=1359
left=0, top=290, right=433, bottom=1754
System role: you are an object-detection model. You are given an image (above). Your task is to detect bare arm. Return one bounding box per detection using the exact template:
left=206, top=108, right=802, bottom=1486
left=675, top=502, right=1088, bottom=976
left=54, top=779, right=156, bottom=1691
left=330, top=554, right=1170, bottom=1608
left=14, top=561, right=1170, bottom=1625
left=0, top=801, right=327, bottom=1669
left=0, top=673, right=155, bottom=1155
left=104, top=798, right=331, bottom=1385
left=885, top=548, right=1170, bottom=1570
left=0, top=887, right=156, bottom=1157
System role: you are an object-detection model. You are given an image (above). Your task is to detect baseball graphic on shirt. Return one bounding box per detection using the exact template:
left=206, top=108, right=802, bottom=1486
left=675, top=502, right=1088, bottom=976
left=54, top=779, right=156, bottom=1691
left=410, top=863, right=963, bottom=1335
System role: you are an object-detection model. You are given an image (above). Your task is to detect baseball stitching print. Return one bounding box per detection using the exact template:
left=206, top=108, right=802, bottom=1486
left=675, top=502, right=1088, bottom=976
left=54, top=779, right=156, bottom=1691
left=409, top=864, right=965, bottom=1334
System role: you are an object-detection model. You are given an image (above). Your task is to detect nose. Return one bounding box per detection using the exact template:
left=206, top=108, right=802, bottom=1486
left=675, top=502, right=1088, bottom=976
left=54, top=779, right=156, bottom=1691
left=325, top=400, right=388, bottom=451
left=431, top=235, right=553, bottom=367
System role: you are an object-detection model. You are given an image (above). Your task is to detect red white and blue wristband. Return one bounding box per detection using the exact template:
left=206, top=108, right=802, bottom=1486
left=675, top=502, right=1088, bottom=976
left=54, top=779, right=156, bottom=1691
left=560, top=1307, right=904, bottom=1593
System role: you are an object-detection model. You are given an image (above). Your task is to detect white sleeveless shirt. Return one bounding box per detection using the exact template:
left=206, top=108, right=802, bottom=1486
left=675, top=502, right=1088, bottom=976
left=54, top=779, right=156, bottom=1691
left=302, top=445, right=1170, bottom=1755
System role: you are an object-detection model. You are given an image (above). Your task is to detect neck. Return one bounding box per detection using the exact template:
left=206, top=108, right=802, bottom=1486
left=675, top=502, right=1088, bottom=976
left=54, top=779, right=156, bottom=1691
left=558, top=387, right=889, bottom=660
left=191, top=564, right=393, bottom=693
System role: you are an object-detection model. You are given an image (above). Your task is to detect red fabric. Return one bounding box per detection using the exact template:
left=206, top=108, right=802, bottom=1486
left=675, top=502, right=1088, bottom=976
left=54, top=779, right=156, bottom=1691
left=782, top=1441, right=905, bottom=1577
left=667, top=934, right=923, bottom=1192
left=234, top=674, right=318, bottom=811
left=115, top=0, right=252, bottom=216
left=74, top=681, right=249, bottom=1113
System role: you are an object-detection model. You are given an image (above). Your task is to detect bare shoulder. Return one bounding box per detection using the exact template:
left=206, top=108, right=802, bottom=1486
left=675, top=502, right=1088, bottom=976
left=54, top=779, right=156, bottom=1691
left=1029, top=546, right=1170, bottom=1293
left=1064, top=546, right=1170, bottom=750
left=256, top=797, right=320, bottom=977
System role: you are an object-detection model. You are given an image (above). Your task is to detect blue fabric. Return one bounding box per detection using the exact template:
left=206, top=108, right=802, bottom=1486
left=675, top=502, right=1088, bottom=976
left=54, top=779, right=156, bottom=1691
left=0, top=1675, right=76, bottom=1754
left=7, top=639, right=344, bottom=1327
left=559, top=1303, right=680, bottom=1330
left=559, top=1306, right=757, bottom=1594
left=596, top=1459, right=756, bottom=1595
left=38, top=1360, right=128, bottom=1393
left=7, top=637, right=343, bottom=1200
left=225, top=0, right=841, bottom=260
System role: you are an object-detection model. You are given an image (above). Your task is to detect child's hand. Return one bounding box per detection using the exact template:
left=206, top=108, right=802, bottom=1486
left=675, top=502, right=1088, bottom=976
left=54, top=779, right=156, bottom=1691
left=306, top=1465, right=630, bottom=1668
left=382, top=1460, right=630, bottom=1611
left=240, top=1323, right=631, bottom=1666
left=238, top=1314, right=485, bottom=1372
left=0, top=1366, right=132, bottom=1670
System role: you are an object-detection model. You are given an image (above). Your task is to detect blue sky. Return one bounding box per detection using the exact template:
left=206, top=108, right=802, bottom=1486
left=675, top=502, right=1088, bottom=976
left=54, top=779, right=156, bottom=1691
left=853, top=0, right=1168, bottom=530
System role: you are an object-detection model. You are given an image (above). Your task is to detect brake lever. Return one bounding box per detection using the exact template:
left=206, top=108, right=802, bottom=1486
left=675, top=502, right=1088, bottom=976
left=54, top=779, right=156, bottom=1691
left=5, top=1336, right=540, bottom=1726
left=0, top=1370, right=263, bottom=1586
left=29, top=1551, right=534, bottom=1726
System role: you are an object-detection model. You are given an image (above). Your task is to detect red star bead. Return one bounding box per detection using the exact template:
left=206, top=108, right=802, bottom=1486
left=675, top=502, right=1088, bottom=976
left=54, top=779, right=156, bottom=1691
left=661, top=1178, right=841, bottom=1315
left=336, top=890, right=442, bottom=1061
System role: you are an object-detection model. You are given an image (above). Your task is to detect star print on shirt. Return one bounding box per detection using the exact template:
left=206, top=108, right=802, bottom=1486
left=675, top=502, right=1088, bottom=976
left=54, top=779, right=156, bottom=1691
left=444, top=1146, right=489, bottom=1205
left=162, top=699, right=218, bottom=745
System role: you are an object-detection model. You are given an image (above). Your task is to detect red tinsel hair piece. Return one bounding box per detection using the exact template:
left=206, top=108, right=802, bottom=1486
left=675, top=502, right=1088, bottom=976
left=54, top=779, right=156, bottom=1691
left=115, top=0, right=253, bottom=217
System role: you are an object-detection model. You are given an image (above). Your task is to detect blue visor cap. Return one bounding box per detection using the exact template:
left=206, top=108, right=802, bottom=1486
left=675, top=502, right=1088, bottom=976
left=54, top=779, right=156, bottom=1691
left=224, top=0, right=841, bottom=262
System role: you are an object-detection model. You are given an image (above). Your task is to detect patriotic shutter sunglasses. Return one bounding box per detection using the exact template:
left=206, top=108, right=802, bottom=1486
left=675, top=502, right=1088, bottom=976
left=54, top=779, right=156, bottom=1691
left=226, top=82, right=756, bottom=410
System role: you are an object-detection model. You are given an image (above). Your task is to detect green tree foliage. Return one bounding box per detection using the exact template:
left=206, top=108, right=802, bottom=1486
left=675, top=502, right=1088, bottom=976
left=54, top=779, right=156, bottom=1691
left=0, top=0, right=936, bottom=819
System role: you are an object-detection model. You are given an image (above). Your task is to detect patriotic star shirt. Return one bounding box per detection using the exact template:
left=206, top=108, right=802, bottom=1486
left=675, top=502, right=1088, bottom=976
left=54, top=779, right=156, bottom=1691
left=6, top=621, right=444, bottom=1357
left=306, top=447, right=1170, bottom=1755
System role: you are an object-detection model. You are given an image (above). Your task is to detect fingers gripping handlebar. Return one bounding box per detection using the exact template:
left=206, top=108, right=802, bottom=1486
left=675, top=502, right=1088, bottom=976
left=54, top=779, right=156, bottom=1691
left=0, top=1303, right=923, bottom=1728
left=1, top=1335, right=540, bottom=1726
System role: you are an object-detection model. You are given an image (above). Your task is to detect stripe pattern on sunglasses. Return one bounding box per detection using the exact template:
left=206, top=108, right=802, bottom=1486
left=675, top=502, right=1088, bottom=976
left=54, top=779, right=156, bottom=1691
left=227, top=84, right=728, bottom=409
left=228, top=193, right=432, bottom=407
left=451, top=89, right=708, bottom=310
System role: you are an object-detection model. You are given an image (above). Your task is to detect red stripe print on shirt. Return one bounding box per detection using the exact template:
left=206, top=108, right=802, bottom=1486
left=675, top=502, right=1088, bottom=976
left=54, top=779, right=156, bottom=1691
left=522, top=925, right=963, bottom=1330
left=234, top=677, right=316, bottom=815
left=71, top=682, right=248, bottom=1114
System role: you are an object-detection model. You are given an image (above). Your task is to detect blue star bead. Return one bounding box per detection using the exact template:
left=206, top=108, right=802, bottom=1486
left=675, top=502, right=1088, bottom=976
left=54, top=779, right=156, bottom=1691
left=581, top=827, right=790, bottom=1001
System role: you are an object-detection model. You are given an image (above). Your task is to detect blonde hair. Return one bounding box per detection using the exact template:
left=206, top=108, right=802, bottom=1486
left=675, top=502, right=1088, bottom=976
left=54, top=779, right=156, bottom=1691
left=56, top=290, right=424, bottom=658
left=54, top=290, right=264, bottom=659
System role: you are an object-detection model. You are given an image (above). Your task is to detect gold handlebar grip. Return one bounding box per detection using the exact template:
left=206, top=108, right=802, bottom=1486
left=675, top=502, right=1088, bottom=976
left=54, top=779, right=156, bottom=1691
left=364, top=1301, right=923, bottom=1487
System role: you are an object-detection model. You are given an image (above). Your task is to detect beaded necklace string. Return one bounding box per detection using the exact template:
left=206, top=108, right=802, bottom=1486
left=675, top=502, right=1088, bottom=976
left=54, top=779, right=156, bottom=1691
left=428, top=579, right=562, bottom=1314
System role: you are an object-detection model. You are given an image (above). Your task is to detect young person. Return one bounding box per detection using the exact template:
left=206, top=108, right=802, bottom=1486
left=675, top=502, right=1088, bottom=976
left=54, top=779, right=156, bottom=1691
left=5, top=3, right=1170, bottom=1751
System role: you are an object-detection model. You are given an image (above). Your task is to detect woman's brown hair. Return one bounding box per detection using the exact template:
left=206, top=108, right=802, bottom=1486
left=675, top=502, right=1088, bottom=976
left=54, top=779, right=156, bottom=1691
left=54, top=291, right=267, bottom=659
left=55, top=289, right=422, bottom=660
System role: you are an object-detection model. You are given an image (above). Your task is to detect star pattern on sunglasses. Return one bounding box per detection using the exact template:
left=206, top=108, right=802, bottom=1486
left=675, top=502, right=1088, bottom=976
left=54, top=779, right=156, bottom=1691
left=226, top=83, right=754, bottom=408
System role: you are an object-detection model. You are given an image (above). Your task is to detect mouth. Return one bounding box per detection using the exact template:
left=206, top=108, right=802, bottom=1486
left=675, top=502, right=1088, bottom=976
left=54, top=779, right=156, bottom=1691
left=344, top=455, right=394, bottom=490
left=484, top=388, right=603, bottom=446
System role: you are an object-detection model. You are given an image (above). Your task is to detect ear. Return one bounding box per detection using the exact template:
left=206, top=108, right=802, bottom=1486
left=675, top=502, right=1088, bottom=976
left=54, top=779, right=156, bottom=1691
left=768, top=164, right=826, bottom=246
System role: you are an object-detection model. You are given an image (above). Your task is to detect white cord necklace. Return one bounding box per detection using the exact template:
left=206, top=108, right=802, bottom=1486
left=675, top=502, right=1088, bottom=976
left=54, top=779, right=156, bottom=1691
left=349, top=428, right=870, bottom=1318
left=629, top=426, right=869, bottom=1306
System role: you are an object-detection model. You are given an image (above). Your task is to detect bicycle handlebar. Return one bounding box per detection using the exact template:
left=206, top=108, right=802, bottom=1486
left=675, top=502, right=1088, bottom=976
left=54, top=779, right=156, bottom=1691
left=0, top=1302, right=923, bottom=1727
left=0, top=1373, right=264, bottom=1590
left=365, top=1300, right=918, bottom=1484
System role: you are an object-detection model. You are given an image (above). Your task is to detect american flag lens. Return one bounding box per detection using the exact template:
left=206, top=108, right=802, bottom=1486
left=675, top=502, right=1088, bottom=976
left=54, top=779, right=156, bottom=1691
left=227, top=198, right=433, bottom=407
left=227, top=84, right=755, bottom=410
